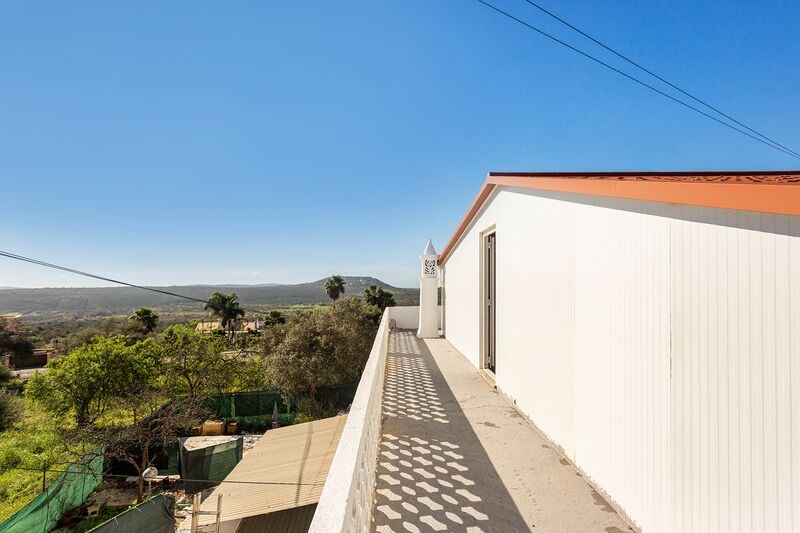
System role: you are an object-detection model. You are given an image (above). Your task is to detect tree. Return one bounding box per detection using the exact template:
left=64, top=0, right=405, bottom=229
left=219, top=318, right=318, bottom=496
left=115, top=399, right=207, bottom=502
left=0, top=317, right=34, bottom=361
left=26, top=336, right=160, bottom=426
left=324, top=275, right=346, bottom=302
left=262, top=298, right=378, bottom=411
left=262, top=310, right=285, bottom=327
left=158, top=324, right=234, bottom=397
left=82, top=392, right=209, bottom=502
left=204, top=292, right=245, bottom=340
left=129, top=308, right=159, bottom=334
left=364, top=284, right=396, bottom=311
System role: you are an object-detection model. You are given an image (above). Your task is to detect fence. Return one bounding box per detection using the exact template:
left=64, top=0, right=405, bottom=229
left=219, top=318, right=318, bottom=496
left=86, top=494, right=175, bottom=533
left=0, top=450, right=103, bottom=533
left=205, top=387, right=359, bottom=429
left=205, top=391, right=287, bottom=428
left=179, top=437, right=243, bottom=494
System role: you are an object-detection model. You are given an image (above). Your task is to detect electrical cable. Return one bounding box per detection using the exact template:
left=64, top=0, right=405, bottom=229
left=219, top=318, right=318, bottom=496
left=518, top=0, right=800, bottom=159
left=0, top=249, right=270, bottom=315
left=475, top=0, right=800, bottom=160
left=0, top=465, right=323, bottom=486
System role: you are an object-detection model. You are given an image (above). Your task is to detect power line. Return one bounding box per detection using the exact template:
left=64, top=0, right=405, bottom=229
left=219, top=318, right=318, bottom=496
left=0, top=250, right=269, bottom=315
left=0, top=465, right=323, bottom=486
left=474, top=0, right=800, bottom=161
left=519, top=0, right=800, bottom=159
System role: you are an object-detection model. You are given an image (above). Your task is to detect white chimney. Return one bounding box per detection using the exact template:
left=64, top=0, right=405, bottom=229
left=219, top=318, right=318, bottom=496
left=417, top=239, right=439, bottom=338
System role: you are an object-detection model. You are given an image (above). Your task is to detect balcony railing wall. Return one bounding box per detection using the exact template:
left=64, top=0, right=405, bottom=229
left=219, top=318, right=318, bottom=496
left=309, top=309, right=392, bottom=532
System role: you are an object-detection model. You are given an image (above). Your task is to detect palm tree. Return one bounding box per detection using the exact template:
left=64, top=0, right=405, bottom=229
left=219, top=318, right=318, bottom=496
left=129, top=308, right=159, bottom=333
left=324, top=275, right=346, bottom=302
left=364, top=285, right=396, bottom=311
left=204, top=292, right=245, bottom=340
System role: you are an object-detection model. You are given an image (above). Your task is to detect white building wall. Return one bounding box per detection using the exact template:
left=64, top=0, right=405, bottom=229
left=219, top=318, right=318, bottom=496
left=572, top=201, right=672, bottom=531
left=385, top=305, right=441, bottom=330
left=498, top=190, right=578, bottom=457
left=442, top=195, right=504, bottom=369
left=670, top=208, right=800, bottom=532
left=442, top=187, right=800, bottom=532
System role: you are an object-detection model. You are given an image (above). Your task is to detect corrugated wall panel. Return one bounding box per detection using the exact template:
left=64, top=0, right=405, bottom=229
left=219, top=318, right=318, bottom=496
left=498, top=190, right=576, bottom=455
left=670, top=208, right=800, bottom=532
left=573, top=201, right=671, bottom=533
left=442, top=187, right=800, bottom=531
left=444, top=189, right=672, bottom=531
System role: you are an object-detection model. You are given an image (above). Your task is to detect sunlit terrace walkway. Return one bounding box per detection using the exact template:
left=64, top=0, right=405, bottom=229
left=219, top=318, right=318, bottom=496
left=372, top=331, right=634, bottom=533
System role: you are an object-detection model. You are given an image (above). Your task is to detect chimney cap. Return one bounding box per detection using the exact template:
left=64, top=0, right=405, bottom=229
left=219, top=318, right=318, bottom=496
left=422, top=239, right=437, bottom=256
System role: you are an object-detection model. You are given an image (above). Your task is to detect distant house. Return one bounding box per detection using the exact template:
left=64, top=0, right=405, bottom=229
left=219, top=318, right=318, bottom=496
left=195, top=318, right=261, bottom=334
left=0, top=314, right=55, bottom=369
left=6, top=348, right=56, bottom=369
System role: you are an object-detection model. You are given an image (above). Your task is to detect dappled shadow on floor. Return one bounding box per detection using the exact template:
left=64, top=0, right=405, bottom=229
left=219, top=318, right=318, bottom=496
left=373, top=331, right=529, bottom=533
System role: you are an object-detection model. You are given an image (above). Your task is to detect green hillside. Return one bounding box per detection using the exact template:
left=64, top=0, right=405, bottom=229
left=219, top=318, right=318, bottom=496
left=0, top=276, right=418, bottom=323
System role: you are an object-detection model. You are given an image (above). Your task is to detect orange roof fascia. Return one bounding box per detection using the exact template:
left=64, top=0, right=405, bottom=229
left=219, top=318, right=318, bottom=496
left=438, top=180, right=496, bottom=265
left=438, top=171, right=800, bottom=264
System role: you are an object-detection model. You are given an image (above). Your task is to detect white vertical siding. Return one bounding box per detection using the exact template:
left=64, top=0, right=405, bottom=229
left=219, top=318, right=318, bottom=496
left=441, top=193, right=503, bottom=369
left=670, top=208, right=800, bottom=532
left=442, top=187, right=800, bottom=532
left=444, top=189, right=672, bottom=532
left=573, top=202, right=671, bottom=532
left=499, top=191, right=576, bottom=455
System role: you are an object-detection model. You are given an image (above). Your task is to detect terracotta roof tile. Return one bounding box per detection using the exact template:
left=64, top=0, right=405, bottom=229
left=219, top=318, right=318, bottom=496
left=488, top=171, right=800, bottom=184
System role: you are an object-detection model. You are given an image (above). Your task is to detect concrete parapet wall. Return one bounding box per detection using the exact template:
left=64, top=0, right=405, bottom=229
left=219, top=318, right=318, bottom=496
left=309, top=310, right=390, bottom=532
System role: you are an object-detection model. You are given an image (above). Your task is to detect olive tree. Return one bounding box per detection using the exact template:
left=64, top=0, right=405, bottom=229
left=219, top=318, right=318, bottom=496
left=262, top=298, right=378, bottom=410
left=158, top=324, right=247, bottom=397
left=26, top=336, right=160, bottom=426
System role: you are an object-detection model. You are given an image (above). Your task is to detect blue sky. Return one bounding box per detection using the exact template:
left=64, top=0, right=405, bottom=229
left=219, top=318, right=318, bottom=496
left=1, top=1, right=798, bottom=289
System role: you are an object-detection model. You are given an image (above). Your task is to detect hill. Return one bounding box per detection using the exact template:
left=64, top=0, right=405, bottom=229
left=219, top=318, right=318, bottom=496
left=0, top=276, right=419, bottom=323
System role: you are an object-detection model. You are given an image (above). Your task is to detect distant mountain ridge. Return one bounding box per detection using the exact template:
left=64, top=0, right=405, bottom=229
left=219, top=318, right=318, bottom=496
left=0, top=276, right=418, bottom=322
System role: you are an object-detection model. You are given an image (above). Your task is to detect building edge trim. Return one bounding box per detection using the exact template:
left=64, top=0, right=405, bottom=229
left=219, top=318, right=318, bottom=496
left=438, top=171, right=800, bottom=264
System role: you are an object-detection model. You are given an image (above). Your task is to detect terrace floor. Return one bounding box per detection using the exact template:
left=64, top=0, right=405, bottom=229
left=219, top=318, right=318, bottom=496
left=372, top=331, right=634, bottom=533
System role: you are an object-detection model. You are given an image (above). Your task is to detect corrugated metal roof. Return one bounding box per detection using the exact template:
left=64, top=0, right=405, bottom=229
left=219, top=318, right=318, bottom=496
left=235, top=503, right=317, bottom=533
left=197, top=415, right=346, bottom=526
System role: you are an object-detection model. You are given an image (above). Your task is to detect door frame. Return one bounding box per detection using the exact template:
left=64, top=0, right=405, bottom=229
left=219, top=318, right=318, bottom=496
left=479, top=226, right=496, bottom=374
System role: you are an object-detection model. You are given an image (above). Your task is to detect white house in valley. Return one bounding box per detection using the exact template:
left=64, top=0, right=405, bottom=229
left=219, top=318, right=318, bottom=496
left=311, top=170, right=800, bottom=533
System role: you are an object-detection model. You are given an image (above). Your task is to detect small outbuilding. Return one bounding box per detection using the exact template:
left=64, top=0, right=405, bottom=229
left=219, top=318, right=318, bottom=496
left=194, top=415, right=346, bottom=533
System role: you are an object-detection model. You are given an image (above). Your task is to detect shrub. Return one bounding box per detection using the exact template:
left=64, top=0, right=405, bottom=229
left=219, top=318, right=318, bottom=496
left=0, top=446, right=22, bottom=468
left=0, top=390, right=23, bottom=431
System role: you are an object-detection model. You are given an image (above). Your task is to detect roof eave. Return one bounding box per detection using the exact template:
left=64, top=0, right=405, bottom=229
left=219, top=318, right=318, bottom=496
left=438, top=171, right=800, bottom=265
